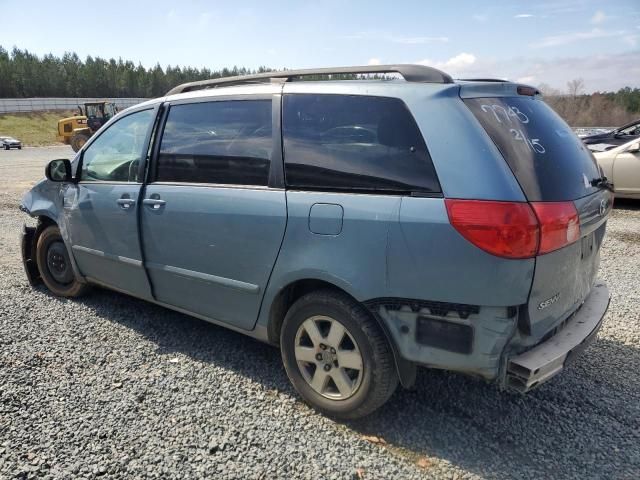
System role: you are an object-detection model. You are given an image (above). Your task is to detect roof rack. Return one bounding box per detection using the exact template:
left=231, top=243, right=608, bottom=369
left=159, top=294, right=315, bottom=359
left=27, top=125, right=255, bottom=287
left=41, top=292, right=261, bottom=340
left=457, top=78, right=509, bottom=82
left=166, top=64, right=454, bottom=95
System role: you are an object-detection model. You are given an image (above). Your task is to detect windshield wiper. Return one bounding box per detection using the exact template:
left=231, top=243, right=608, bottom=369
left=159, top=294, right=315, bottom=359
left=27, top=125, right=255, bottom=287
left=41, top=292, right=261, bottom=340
left=590, top=176, right=615, bottom=192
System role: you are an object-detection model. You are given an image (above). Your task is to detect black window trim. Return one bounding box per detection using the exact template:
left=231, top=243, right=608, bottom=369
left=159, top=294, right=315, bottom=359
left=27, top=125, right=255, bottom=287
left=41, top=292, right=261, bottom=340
left=281, top=92, right=442, bottom=197
left=148, top=94, right=284, bottom=189
left=77, top=103, right=161, bottom=184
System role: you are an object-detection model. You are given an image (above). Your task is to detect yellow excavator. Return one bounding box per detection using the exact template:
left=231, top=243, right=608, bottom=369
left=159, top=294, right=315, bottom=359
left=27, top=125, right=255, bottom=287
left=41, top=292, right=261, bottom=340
left=57, top=101, right=118, bottom=152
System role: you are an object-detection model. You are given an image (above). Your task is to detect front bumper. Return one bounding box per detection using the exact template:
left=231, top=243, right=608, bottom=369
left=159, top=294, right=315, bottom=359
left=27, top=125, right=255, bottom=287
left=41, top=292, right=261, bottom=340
left=21, top=224, right=41, bottom=286
left=506, top=281, right=610, bottom=392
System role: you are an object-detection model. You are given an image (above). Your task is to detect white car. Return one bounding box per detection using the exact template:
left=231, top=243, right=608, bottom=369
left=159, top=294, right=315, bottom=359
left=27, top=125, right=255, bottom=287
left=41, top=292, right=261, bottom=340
left=0, top=136, right=22, bottom=150
left=592, top=138, right=640, bottom=199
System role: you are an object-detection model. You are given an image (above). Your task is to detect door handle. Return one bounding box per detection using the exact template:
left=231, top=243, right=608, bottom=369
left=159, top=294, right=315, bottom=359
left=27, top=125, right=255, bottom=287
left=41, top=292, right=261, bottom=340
left=142, top=198, right=166, bottom=209
left=116, top=198, right=136, bottom=209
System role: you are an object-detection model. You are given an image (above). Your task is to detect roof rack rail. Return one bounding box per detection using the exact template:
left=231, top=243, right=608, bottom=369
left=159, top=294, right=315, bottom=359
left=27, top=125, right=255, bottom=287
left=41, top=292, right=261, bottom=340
left=457, top=78, right=509, bottom=82
left=166, top=64, right=453, bottom=95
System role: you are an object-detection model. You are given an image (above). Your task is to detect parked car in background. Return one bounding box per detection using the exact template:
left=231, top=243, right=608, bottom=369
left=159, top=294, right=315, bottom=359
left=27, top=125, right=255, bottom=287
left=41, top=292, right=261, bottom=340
left=1, top=136, right=22, bottom=150
left=593, top=138, right=640, bottom=199
left=582, top=118, right=640, bottom=151
left=20, top=65, right=612, bottom=419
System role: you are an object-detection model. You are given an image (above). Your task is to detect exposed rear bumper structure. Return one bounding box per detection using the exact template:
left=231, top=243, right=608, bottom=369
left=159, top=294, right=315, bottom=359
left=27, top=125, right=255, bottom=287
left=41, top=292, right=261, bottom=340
left=506, top=281, right=610, bottom=392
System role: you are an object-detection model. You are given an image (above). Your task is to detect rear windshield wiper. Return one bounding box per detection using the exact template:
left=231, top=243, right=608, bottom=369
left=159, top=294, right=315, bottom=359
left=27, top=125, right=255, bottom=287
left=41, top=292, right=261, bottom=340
left=590, top=176, right=615, bottom=192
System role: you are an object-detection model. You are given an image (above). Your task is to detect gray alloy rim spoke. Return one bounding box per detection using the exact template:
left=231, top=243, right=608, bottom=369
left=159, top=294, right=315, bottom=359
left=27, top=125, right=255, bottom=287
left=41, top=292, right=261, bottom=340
left=310, top=369, right=330, bottom=393
left=294, top=345, right=317, bottom=363
left=294, top=315, right=364, bottom=400
left=330, top=369, right=354, bottom=397
left=336, top=350, right=363, bottom=370
left=325, top=321, right=346, bottom=348
left=301, top=318, right=323, bottom=347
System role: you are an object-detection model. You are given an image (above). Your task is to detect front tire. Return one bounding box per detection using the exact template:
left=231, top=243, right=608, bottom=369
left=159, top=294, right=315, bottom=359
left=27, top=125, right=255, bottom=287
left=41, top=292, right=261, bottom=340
left=280, top=290, right=398, bottom=420
left=35, top=226, right=88, bottom=297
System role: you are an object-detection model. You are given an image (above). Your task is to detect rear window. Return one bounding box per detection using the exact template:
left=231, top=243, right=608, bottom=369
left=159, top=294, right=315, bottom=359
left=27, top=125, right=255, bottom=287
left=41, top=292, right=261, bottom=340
left=283, top=94, right=440, bottom=195
left=464, top=97, right=600, bottom=201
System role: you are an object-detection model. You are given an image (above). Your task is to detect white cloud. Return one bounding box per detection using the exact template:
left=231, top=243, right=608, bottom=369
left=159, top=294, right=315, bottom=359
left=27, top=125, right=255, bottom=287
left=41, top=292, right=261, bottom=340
left=514, top=14, right=535, bottom=18
left=416, top=53, right=477, bottom=75
left=368, top=58, right=381, bottom=65
left=530, top=28, right=626, bottom=48
left=591, top=10, right=607, bottom=24
left=478, top=52, right=640, bottom=93
left=439, top=53, right=477, bottom=71
left=411, top=51, right=640, bottom=92
left=624, top=34, right=639, bottom=47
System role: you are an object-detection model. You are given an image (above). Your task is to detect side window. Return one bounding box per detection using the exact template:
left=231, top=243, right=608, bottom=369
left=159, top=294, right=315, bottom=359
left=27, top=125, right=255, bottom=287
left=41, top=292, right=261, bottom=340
left=80, top=109, right=155, bottom=182
left=156, top=100, right=272, bottom=186
left=283, top=94, right=440, bottom=194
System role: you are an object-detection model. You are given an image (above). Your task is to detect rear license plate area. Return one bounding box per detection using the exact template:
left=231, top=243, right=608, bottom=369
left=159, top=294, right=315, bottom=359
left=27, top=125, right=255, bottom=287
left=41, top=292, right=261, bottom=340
left=415, top=316, right=473, bottom=354
left=581, top=233, right=595, bottom=261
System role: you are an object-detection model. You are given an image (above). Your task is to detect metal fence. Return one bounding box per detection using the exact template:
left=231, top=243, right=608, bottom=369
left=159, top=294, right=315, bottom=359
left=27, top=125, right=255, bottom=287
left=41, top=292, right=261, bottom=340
left=573, top=127, right=613, bottom=138
left=0, top=97, right=148, bottom=114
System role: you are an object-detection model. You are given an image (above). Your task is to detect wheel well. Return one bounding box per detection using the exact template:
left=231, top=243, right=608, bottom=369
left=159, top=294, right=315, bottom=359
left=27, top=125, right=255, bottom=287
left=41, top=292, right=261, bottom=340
left=32, top=216, right=57, bottom=258
left=35, top=216, right=56, bottom=239
left=267, top=279, right=350, bottom=345
left=266, top=278, right=417, bottom=389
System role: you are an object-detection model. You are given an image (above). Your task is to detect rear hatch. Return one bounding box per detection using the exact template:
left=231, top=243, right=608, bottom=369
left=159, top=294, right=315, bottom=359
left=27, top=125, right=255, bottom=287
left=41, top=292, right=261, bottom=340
left=462, top=88, right=612, bottom=339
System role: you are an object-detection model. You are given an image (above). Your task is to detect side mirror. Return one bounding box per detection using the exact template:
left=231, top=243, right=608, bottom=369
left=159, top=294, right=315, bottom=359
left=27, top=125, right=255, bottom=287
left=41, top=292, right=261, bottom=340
left=627, top=142, right=640, bottom=153
left=45, top=159, right=72, bottom=182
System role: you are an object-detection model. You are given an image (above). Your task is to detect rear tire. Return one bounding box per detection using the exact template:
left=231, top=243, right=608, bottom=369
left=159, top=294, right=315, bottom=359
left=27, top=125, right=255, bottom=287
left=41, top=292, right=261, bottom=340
left=35, top=226, right=88, bottom=297
left=70, top=133, right=89, bottom=152
left=280, top=290, right=398, bottom=420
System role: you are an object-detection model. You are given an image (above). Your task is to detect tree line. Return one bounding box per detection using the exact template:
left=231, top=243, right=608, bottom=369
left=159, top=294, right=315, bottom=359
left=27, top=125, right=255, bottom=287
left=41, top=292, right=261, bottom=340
left=0, top=46, right=275, bottom=98
left=540, top=79, right=640, bottom=127
left=1, top=46, right=639, bottom=126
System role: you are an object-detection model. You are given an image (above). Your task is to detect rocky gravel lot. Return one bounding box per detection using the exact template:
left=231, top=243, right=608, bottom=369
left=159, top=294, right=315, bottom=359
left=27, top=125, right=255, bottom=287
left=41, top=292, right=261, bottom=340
left=1, top=147, right=639, bottom=479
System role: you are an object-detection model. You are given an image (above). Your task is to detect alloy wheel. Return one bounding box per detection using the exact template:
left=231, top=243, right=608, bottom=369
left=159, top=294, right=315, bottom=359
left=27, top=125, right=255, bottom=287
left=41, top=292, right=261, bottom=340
left=294, top=315, right=364, bottom=400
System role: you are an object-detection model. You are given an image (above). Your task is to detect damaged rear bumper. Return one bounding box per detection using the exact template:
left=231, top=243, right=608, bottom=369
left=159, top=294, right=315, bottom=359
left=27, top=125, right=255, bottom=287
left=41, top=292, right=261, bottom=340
left=506, top=281, right=610, bottom=392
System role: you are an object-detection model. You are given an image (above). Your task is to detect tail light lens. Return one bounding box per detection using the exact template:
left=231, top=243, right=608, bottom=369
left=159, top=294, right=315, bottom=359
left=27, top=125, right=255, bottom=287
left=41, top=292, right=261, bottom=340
left=445, top=199, right=581, bottom=259
left=530, top=202, right=580, bottom=254
left=445, top=200, right=539, bottom=259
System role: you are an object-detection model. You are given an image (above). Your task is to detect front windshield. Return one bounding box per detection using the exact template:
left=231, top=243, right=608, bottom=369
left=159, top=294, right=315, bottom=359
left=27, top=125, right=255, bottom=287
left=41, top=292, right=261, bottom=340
left=618, top=122, right=640, bottom=136
left=85, top=105, right=101, bottom=117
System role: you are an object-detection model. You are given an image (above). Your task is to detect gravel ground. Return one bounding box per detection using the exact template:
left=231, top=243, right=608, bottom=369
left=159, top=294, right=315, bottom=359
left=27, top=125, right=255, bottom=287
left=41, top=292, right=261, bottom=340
left=0, top=147, right=639, bottom=479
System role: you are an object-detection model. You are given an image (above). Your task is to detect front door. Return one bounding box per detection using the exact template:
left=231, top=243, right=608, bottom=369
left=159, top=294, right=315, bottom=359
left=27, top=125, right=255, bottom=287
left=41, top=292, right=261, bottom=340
left=613, top=146, right=640, bottom=196
left=140, top=97, right=287, bottom=330
left=65, top=107, right=157, bottom=299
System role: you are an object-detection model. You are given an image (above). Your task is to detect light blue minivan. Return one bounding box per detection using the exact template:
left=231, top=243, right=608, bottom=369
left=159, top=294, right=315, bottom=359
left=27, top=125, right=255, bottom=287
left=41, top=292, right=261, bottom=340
left=20, top=65, right=612, bottom=418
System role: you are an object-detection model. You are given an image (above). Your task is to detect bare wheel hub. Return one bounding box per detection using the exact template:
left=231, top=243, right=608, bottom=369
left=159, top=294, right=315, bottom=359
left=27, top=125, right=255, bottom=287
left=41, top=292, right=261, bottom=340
left=294, top=315, right=364, bottom=400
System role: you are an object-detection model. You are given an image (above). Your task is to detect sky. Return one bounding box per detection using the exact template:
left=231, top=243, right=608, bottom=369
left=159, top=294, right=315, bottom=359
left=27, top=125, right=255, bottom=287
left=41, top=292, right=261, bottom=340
left=0, top=0, right=639, bottom=93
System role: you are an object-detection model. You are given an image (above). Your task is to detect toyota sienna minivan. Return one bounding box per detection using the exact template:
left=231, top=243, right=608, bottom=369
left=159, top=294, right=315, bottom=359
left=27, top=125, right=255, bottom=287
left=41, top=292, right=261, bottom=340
left=20, top=65, right=612, bottom=419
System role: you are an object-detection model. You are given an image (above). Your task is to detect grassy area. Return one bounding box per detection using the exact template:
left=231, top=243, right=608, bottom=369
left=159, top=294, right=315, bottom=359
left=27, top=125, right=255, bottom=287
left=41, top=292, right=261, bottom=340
left=0, top=111, right=74, bottom=146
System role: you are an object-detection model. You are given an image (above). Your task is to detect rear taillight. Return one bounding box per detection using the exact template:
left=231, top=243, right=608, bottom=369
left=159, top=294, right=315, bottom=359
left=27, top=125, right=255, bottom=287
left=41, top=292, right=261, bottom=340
left=445, top=199, right=581, bottom=259
left=445, top=200, right=539, bottom=259
left=530, top=202, right=580, bottom=255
